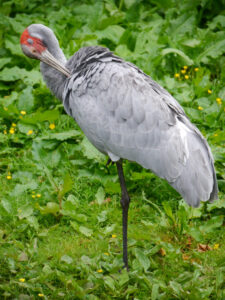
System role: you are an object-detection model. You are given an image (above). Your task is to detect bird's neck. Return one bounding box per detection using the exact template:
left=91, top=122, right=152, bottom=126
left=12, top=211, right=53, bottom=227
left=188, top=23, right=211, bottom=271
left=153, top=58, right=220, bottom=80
left=40, top=45, right=67, bottom=101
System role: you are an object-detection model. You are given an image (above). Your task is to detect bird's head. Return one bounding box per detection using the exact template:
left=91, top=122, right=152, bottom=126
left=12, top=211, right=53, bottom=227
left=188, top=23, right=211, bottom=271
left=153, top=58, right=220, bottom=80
left=20, top=24, right=71, bottom=77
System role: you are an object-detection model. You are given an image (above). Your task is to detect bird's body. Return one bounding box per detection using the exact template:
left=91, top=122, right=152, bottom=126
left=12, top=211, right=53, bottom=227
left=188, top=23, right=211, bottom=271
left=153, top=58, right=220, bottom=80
left=47, top=45, right=217, bottom=207
left=20, top=24, right=218, bottom=268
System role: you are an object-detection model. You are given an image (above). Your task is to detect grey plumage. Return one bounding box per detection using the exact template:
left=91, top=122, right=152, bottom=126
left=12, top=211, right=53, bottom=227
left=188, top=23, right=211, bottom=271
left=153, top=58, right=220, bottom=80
left=21, top=24, right=218, bottom=208
left=61, top=46, right=218, bottom=207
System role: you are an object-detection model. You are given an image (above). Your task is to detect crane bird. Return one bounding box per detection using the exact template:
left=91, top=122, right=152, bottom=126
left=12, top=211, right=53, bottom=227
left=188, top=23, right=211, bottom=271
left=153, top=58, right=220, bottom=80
left=20, top=24, right=218, bottom=269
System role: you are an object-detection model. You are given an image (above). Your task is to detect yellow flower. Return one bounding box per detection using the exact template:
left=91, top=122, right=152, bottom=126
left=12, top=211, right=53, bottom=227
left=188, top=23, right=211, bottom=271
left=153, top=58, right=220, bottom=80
left=20, top=111, right=26, bottom=115
left=38, top=294, right=44, bottom=297
left=183, top=66, right=188, bottom=70
left=213, top=244, right=219, bottom=250
left=198, top=106, right=203, bottom=111
left=6, top=175, right=12, bottom=180
left=104, top=252, right=109, bottom=256
left=3, top=130, right=7, bottom=135
left=174, top=73, right=180, bottom=78
left=49, top=123, right=55, bottom=130
left=31, top=195, right=36, bottom=198
left=19, top=278, right=25, bottom=282
left=97, top=269, right=103, bottom=273
left=27, top=130, right=33, bottom=135
left=184, top=75, right=189, bottom=79
left=214, top=133, right=218, bottom=137
left=111, top=234, right=117, bottom=238
left=36, top=194, right=41, bottom=198
left=208, top=89, right=212, bottom=94
left=194, top=67, right=199, bottom=72
left=9, top=128, right=15, bottom=134
left=181, top=69, right=186, bottom=74
left=12, top=123, right=17, bottom=127
left=216, top=97, right=222, bottom=105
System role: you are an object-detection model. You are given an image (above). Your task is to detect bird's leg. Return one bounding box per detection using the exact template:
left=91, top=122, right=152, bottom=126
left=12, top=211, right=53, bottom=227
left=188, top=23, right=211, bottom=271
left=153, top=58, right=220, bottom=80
left=106, top=158, right=115, bottom=167
left=116, top=160, right=130, bottom=270
left=106, top=158, right=112, bottom=166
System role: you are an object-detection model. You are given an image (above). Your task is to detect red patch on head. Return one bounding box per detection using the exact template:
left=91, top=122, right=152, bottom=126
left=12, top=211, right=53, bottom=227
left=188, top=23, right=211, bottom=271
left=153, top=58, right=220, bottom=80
left=20, top=28, right=46, bottom=53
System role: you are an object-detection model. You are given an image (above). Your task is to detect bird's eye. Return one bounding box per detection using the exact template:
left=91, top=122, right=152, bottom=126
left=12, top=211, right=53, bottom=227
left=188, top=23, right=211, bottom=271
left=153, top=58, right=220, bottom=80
left=27, top=38, right=33, bottom=45
left=31, top=49, right=37, bottom=54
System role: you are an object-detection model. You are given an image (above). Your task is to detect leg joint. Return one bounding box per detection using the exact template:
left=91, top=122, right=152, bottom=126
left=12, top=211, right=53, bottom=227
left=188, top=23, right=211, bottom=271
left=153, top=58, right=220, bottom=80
left=120, top=193, right=130, bottom=208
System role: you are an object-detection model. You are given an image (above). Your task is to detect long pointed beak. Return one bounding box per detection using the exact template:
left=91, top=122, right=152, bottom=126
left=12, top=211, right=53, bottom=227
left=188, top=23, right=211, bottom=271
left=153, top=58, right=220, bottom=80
left=41, top=50, right=71, bottom=77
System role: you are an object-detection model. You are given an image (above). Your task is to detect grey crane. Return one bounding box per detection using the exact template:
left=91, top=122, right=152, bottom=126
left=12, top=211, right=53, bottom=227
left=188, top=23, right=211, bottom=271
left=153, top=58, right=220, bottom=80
left=20, top=24, right=218, bottom=269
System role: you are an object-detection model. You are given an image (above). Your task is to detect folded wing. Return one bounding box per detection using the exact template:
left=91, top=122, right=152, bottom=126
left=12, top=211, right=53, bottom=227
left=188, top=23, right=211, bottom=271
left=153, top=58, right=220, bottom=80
left=63, top=51, right=218, bottom=207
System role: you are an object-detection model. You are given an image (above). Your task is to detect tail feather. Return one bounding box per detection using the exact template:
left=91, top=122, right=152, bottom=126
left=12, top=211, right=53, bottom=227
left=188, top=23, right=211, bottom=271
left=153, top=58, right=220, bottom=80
left=171, top=118, right=218, bottom=207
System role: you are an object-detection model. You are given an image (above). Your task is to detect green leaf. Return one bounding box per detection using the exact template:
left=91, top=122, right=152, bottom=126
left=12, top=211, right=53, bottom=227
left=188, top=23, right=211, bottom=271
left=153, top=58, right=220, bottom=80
left=124, top=0, right=137, bottom=9
left=27, top=216, right=39, bottom=231
left=39, top=202, right=60, bottom=216
left=0, top=58, right=11, bottom=69
left=104, top=276, right=115, bottom=291
left=41, top=130, right=81, bottom=141
left=151, top=284, right=160, bottom=300
left=70, top=221, right=79, bottom=231
left=10, top=181, right=38, bottom=197
left=62, top=198, right=77, bottom=217
left=162, top=201, right=176, bottom=223
left=184, top=108, right=201, bottom=121
left=199, top=216, right=223, bottom=233
left=74, top=214, right=88, bottom=223
left=178, top=200, right=203, bottom=219
left=169, top=281, right=183, bottom=295
left=5, top=35, right=23, bottom=56
left=134, top=248, right=150, bottom=272
left=96, top=25, right=125, bottom=44
left=115, top=44, right=133, bottom=58
left=161, top=48, right=194, bottom=65
left=196, top=39, right=225, bottom=64
left=59, top=173, right=73, bottom=198
left=0, top=67, right=42, bottom=84
left=118, top=270, right=129, bottom=286
left=182, top=39, right=200, bottom=47
left=18, top=86, right=34, bottom=112
left=196, top=97, right=211, bottom=109
left=188, top=227, right=204, bottom=242
left=0, top=91, right=18, bottom=107
left=97, top=210, right=108, bottom=223
left=0, top=67, right=23, bottom=81
left=104, top=181, right=121, bottom=194
left=1, top=199, right=12, bottom=213
left=61, top=255, right=73, bottom=264
left=95, top=187, right=105, bottom=205
left=208, top=15, right=225, bottom=30
left=17, top=122, right=36, bottom=134
left=18, top=205, right=34, bottom=219
left=81, top=137, right=105, bottom=161
left=79, top=226, right=93, bottom=237
left=104, top=224, right=116, bottom=234
left=21, top=110, right=60, bottom=124
left=0, top=133, right=7, bottom=144
left=18, top=252, right=28, bottom=262
left=207, top=197, right=225, bottom=211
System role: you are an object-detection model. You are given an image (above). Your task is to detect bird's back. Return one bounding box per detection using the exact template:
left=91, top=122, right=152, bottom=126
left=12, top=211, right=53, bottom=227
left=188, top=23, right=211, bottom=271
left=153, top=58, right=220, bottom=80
left=63, top=46, right=218, bottom=207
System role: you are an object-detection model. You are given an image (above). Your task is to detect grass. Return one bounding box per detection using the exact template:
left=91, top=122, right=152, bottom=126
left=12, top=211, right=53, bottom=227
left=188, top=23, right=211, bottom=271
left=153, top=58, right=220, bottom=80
left=0, top=0, right=225, bottom=298
left=1, top=196, right=225, bottom=299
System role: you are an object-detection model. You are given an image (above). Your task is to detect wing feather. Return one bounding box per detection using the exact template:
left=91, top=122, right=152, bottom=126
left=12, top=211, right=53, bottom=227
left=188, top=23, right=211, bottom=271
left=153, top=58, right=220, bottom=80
left=63, top=54, right=218, bottom=206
